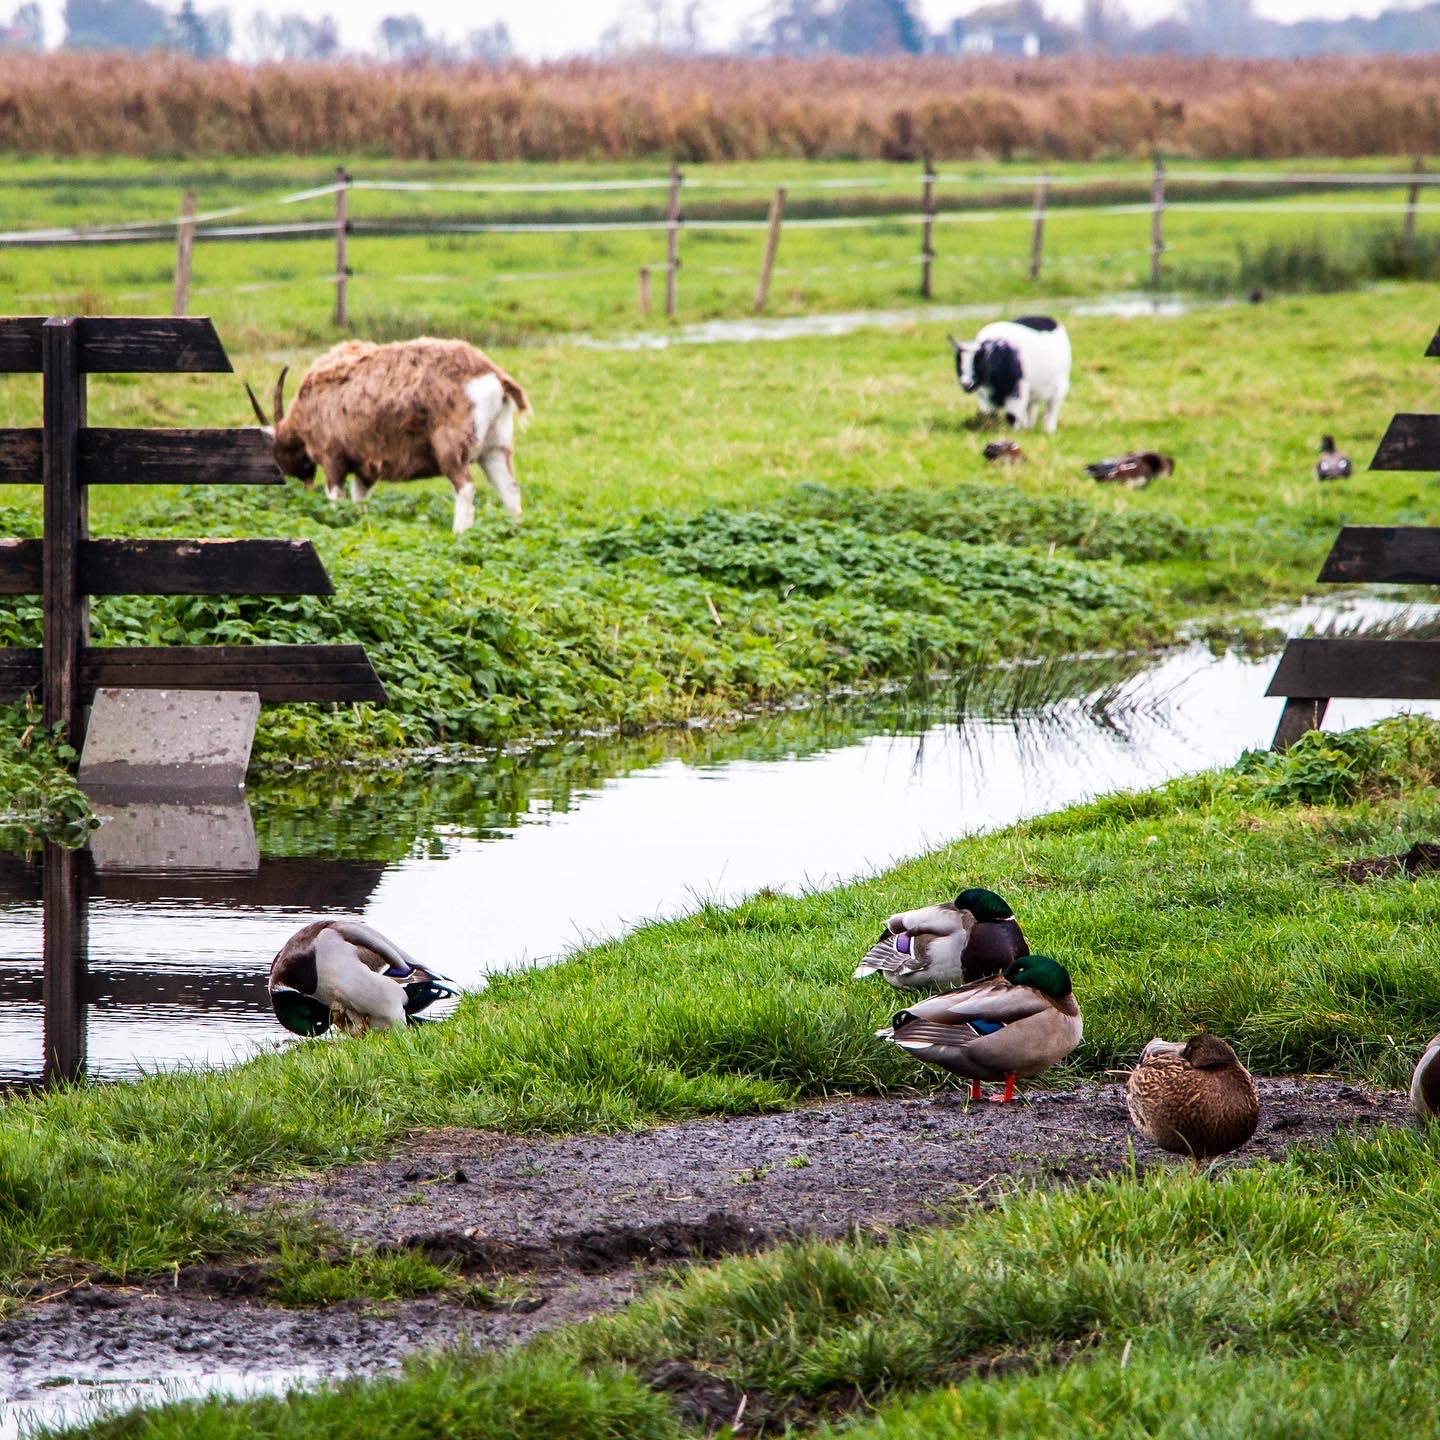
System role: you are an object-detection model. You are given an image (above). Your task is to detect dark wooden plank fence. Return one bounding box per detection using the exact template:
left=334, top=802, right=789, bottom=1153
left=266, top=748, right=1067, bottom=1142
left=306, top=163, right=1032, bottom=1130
left=1267, top=327, right=1440, bottom=748
left=0, top=314, right=385, bottom=748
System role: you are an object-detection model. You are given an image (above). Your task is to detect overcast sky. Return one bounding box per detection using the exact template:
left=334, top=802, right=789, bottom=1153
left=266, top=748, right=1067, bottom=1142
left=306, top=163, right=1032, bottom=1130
left=33, top=0, right=1419, bottom=56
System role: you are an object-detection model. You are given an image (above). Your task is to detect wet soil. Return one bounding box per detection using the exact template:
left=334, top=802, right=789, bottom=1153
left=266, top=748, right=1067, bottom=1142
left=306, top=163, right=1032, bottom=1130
left=1, top=1079, right=1406, bottom=1418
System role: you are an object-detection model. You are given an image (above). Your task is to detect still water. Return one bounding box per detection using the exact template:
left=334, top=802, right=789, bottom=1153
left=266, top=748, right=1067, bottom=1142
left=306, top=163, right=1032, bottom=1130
left=1, top=599, right=1435, bottom=1087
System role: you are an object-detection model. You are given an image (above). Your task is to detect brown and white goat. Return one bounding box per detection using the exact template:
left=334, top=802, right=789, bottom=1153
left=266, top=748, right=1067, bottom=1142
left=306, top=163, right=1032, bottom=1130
left=246, top=338, right=530, bottom=534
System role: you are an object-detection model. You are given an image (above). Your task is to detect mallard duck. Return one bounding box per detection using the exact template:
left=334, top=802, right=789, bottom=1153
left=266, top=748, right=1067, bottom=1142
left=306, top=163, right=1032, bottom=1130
left=1315, top=435, right=1352, bottom=481
left=875, top=954, right=1081, bottom=1102
left=984, top=440, right=1024, bottom=464
left=1124, top=1034, right=1259, bottom=1159
left=853, top=886, right=1028, bottom=991
left=1085, top=452, right=1175, bottom=488
left=1410, top=1032, right=1440, bottom=1121
left=268, top=919, right=458, bottom=1037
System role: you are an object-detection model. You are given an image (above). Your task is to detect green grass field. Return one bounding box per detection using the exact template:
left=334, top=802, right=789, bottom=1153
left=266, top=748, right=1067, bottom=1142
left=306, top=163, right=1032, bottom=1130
left=1, top=154, right=1434, bottom=342
left=5, top=156, right=1440, bottom=1436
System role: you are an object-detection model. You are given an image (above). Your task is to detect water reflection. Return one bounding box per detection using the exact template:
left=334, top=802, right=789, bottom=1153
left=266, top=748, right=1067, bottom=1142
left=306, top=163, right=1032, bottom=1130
left=0, top=848, right=387, bottom=1087
left=4, top=601, right=1439, bottom=1086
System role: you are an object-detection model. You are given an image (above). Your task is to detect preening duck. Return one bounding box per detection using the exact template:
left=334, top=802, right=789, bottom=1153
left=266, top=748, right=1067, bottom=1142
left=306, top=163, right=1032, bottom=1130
left=853, top=886, right=1028, bottom=991
left=1085, top=452, right=1175, bottom=488
left=1124, top=1033, right=1259, bottom=1159
left=268, top=919, right=458, bottom=1037
left=875, top=954, right=1081, bottom=1102
left=1315, top=435, right=1352, bottom=481
left=1410, top=1032, right=1440, bottom=1121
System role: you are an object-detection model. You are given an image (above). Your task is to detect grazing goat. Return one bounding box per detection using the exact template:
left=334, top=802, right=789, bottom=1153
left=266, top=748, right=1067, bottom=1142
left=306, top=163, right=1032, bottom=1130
left=948, top=317, right=1071, bottom=433
left=246, top=338, right=530, bottom=535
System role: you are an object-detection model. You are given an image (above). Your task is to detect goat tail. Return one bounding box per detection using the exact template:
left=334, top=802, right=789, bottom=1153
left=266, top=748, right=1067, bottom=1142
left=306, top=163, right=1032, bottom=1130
left=500, top=374, right=532, bottom=421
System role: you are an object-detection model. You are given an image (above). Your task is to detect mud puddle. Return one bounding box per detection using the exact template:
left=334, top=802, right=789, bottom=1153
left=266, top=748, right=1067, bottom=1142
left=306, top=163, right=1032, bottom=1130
left=2, top=1078, right=1405, bottom=1432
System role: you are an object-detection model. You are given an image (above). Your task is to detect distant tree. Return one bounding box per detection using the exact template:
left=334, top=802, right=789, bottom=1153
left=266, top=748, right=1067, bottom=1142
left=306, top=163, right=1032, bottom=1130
left=6, top=1, right=44, bottom=46
left=376, top=12, right=439, bottom=59
left=465, top=20, right=512, bottom=63
left=754, top=0, right=924, bottom=54
left=63, top=0, right=170, bottom=50
left=598, top=0, right=709, bottom=52
left=171, top=0, right=230, bottom=58
left=249, top=10, right=339, bottom=60
left=1080, top=0, right=1131, bottom=50
left=1182, top=0, right=1259, bottom=54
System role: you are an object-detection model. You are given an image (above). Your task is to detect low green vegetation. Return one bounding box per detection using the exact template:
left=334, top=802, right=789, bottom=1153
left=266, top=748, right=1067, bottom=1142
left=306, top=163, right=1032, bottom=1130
left=3, top=715, right=1440, bottom=1303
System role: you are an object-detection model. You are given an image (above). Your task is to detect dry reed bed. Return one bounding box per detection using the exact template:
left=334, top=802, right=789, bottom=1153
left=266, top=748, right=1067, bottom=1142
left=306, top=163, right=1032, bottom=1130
left=0, top=53, right=1437, bottom=161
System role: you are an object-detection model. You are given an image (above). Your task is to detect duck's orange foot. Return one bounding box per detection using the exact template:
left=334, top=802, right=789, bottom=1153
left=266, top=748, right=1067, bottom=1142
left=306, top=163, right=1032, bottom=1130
left=986, top=1074, right=1018, bottom=1104
left=969, top=1079, right=984, bottom=1101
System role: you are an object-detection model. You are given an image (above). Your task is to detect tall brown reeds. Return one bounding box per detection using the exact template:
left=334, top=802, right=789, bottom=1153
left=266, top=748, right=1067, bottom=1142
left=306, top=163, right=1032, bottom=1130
left=0, top=52, right=1436, bottom=161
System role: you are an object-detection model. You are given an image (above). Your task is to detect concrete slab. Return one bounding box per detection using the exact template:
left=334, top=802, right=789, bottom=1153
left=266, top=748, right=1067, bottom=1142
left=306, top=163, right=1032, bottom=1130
left=78, top=689, right=259, bottom=795
left=88, top=797, right=259, bottom=873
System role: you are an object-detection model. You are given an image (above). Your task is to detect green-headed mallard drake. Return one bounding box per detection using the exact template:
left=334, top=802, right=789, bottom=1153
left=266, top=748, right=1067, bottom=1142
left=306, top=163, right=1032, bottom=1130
left=1410, top=1032, right=1440, bottom=1121
left=853, top=886, right=1028, bottom=992
left=875, top=954, right=1081, bottom=1102
left=268, top=919, right=458, bottom=1037
left=1124, top=1034, right=1259, bottom=1159
left=1315, top=435, right=1352, bottom=481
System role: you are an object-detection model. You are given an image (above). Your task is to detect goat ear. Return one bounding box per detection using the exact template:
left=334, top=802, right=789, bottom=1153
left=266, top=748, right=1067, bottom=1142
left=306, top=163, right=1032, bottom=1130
left=946, top=334, right=962, bottom=354
left=273, top=366, right=290, bottom=424
left=243, top=382, right=270, bottom=428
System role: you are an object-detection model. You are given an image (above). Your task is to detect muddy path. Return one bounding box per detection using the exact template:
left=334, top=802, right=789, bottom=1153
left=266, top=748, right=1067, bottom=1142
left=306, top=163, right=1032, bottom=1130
left=1, top=1079, right=1406, bottom=1420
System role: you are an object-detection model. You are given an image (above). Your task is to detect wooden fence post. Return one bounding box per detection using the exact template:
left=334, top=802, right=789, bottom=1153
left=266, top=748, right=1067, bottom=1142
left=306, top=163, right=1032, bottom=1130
left=754, top=186, right=787, bottom=312
left=920, top=154, right=936, bottom=299
left=1029, top=174, right=1048, bottom=281
left=41, top=839, right=87, bottom=1086
left=40, top=317, right=85, bottom=751
left=638, top=265, right=652, bottom=317
left=664, top=163, right=682, bottom=319
left=172, top=189, right=196, bottom=318
left=334, top=166, right=351, bottom=329
left=1150, top=152, right=1166, bottom=289
left=1403, top=156, right=1424, bottom=256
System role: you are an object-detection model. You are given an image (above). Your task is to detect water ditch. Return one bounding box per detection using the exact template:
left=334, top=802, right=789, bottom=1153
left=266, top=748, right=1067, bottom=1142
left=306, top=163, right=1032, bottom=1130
left=0, top=597, right=1433, bottom=1091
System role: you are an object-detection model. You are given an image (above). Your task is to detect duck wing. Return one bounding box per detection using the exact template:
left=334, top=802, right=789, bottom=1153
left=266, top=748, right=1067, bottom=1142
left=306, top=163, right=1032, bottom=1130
left=1085, top=454, right=1138, bottom=482
left=326, top=919, right=426, bottom=976
left=902, top=976, right=1053, bottom=1027
left=326, top=921, right=459, bottom=1018
left=312, top=927, right=408, bottom=1029
left=853, top=904, right=971, bottom=988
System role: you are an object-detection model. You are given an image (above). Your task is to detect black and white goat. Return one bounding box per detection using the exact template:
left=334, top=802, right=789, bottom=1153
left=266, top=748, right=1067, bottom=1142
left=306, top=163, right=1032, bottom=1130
left=948, top=317, right=1072, bottom=433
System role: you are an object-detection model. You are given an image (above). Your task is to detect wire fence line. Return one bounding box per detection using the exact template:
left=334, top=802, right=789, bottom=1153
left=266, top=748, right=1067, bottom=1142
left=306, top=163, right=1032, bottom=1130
left=1, top=158, right=1430, bottom=324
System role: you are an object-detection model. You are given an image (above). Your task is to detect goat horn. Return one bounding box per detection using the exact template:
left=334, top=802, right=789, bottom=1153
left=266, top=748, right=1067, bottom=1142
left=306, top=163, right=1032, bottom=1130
left=946, top=333, right=962, bottom=353
left=243, top=381, right=270, bottom=428
left=272, top=366, right=290, bottom=424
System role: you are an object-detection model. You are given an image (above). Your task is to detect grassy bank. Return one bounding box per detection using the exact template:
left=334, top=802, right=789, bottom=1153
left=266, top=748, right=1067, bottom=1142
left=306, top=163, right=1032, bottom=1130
left=2, top=715, right=1440, bottom=1300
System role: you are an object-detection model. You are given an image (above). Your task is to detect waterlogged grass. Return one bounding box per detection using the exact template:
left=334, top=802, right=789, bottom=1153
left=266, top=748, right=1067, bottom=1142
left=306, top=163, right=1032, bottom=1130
left=50, top=1128, right=1440, bottom=1438
left=58, top=1349, right=682, bottom=1440
left=3, top=716, right=1440, bottom=1300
